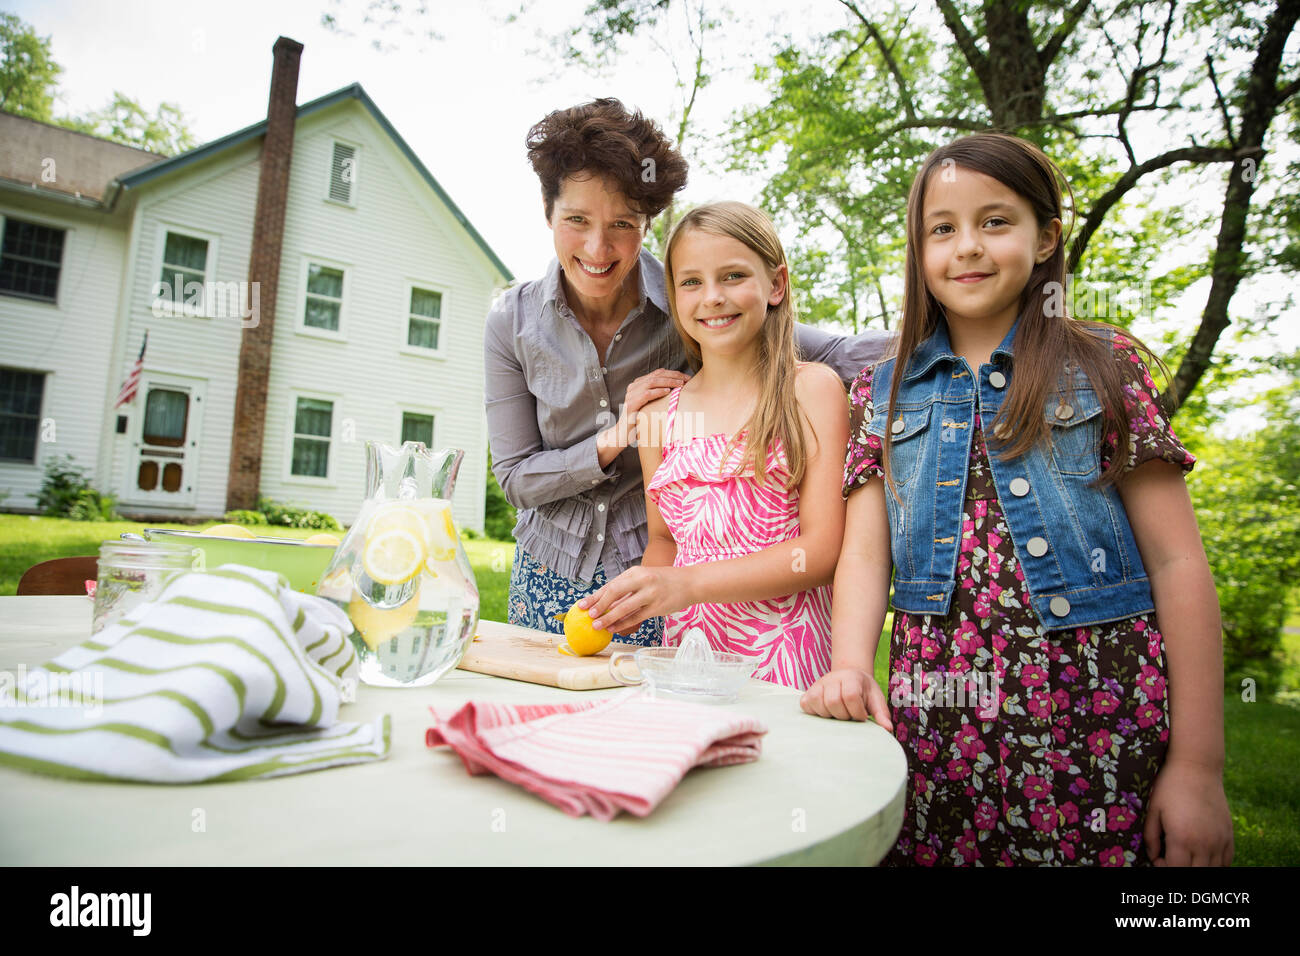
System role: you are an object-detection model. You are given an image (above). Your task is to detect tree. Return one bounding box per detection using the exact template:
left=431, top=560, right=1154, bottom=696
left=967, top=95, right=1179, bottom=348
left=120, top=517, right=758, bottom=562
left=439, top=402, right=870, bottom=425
left=63, top=92, right=197, bottom=157
left=1, top=14, right=196, bottom=156
left=0, top=12, right=60, bottom=122
left=728, top=0, right=1298, bottom=412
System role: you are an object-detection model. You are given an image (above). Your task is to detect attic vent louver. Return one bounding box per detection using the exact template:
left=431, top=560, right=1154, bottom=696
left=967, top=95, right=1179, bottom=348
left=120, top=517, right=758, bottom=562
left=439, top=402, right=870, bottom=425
left=329, top=141, right=356, bottom=203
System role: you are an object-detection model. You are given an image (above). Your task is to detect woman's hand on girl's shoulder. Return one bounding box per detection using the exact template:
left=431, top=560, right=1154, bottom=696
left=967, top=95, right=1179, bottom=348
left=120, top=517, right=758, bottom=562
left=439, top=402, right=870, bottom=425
left=800, top=667, right=893, bottom=729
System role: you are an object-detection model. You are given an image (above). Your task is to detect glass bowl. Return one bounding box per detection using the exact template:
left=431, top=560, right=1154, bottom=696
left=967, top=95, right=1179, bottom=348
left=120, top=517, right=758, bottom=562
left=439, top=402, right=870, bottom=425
left=608, top=646, right=761, bottom=703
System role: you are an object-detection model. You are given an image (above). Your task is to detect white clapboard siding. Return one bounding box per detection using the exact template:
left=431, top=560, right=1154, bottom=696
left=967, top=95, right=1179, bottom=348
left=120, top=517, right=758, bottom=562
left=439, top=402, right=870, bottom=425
left=106, top=145, right=260, bottom=517
left=0, top=198, right=127, bottom=508
left=258, top=100, right=497, bottom=530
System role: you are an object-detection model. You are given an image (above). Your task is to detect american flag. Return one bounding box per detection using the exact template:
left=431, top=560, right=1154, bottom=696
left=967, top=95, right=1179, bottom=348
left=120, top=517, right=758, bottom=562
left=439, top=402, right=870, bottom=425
left=115, top=332, right=147, bottom=408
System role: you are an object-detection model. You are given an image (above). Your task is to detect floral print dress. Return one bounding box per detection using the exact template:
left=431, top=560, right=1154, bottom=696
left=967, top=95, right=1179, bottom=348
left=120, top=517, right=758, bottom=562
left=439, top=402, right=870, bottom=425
left=842, top=339, right=1194, bottom=866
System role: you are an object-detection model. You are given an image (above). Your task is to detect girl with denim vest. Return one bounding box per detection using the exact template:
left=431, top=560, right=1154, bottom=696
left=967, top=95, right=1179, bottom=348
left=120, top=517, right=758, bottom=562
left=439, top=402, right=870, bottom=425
left=802, top=133, right=1233, bottom=866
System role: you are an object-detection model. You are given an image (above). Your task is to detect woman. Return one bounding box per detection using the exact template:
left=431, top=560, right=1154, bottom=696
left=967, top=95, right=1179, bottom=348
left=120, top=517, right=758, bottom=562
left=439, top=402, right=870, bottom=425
left=485, top=98, right=890, bottom=644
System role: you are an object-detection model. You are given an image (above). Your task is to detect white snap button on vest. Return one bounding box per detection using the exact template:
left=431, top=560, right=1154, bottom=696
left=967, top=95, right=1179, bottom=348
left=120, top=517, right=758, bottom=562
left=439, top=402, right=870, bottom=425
left=599, top=399, right=608, bottom=408
left=1009, top=477, right=1030, bottom=497
left=1055, top=404, right=1074, bottom=421
left=597, top=503, right=606, bottom=512
left=989, top=371, right=1007, bottom=389
left=596, top=533, right=604, bottom=542
left=1027, top=536, right=1049, bottom=557
left=614, top=333, right=622, bottom=340
left=891, top=418, right=905, bottom=435
left=1050, top=596, right=1071, bottom=617
left=601, top=366, right=608, bottom=374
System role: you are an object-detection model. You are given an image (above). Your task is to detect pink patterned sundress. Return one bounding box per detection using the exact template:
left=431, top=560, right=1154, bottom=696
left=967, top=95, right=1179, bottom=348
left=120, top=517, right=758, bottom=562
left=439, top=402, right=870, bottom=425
left=646, top=384, right=833, bottom=690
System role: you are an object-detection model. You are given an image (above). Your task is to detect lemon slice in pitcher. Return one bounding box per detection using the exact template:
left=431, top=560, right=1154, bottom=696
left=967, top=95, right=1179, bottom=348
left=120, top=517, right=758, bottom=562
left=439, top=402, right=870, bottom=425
left=347, top=592, right=421, bottom=650
left=362, top=528, right=426, bottom=585
left=366, top=503, right=427, bottom=541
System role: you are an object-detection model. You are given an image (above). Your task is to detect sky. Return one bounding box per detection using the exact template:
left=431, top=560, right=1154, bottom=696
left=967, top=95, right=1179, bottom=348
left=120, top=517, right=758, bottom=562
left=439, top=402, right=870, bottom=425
left=9, top=0, right=1295, bottom=425
left=10, top=0, right=832, bottom=283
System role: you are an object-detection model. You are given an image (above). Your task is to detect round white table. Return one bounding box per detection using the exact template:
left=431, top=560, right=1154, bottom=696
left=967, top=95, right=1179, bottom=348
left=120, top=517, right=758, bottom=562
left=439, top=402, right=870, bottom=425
left=0, top=596, right=906, bottom=865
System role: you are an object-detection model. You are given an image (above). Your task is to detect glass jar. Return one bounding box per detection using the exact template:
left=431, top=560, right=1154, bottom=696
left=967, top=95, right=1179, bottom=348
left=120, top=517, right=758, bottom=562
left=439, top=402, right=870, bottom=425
left=92, top=540, right=196, bottom=633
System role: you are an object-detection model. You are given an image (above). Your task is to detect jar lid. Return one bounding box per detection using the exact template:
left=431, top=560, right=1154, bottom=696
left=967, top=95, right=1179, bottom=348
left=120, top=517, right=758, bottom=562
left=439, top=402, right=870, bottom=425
left=99, top=539, right=196, bottom=568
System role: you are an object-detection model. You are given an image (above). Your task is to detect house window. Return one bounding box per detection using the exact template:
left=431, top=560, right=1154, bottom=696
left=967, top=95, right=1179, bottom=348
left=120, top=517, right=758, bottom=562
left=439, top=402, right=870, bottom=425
left=407, top=287, right=442, bottom=350
left=401, top=412, right=434, bottom=448
left=0, top=368, right=45, bottom=462
left=0, top=219, right=65, bottom=302
left=291, top=397, right=333, bottom=477
left=304, top=263, right=344, bottom=332
left=157, top=231, right=209, bottom=306
left=329, top=141, right=357, bottom=204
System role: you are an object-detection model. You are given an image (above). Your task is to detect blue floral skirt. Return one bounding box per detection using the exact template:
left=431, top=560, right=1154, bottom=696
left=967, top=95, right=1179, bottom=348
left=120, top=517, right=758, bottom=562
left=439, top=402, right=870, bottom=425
left=508, top=546, right=663, bottom=647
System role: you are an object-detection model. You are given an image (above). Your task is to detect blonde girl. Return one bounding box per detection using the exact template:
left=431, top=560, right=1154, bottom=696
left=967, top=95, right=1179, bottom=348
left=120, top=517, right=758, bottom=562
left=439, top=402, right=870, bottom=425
left=580, top=201, right=848, bottom=690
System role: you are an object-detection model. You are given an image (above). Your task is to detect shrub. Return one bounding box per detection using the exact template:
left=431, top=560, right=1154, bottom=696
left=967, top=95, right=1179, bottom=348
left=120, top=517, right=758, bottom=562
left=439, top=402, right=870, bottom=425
left=1188, top=398, right=1300, bottom=698
left=484, top=451, right=517, bottom=541
left=224, top=509, right=268, bottom=526
left=37, top=455, right=118, bottom=522
left=255, top=496, right=341, bottom=530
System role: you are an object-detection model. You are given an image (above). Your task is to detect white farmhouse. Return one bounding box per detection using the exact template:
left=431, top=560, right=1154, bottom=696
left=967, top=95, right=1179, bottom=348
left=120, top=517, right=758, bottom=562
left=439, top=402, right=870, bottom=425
left=0, top=37, right=511, bottom=530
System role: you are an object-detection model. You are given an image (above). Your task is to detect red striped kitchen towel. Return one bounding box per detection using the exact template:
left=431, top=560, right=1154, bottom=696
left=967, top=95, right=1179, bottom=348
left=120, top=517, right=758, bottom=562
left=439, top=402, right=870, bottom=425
left=426, top=694, right=767, bottom=821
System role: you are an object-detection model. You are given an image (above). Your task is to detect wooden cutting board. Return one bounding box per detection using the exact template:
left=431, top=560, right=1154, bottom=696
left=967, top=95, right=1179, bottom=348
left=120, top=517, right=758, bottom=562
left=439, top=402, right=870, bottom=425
left=457, top=619, right=639, bottom=690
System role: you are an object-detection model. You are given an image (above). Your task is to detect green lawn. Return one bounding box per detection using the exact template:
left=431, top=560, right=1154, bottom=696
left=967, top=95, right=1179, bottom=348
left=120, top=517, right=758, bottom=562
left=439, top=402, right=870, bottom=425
left=0, top=514, right=517, bottom=621
left=1, top=515, right=1296, bottom=865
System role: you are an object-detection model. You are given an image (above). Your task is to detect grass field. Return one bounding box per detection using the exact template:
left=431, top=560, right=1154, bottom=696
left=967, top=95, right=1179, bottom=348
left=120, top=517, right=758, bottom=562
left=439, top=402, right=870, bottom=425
left=2, top=514, right=1296, bottom=865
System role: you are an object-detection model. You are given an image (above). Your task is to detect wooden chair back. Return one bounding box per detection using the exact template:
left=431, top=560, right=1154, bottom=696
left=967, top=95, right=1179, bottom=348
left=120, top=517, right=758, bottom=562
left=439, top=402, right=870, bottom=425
left=17, top=556, right=100, bottom=596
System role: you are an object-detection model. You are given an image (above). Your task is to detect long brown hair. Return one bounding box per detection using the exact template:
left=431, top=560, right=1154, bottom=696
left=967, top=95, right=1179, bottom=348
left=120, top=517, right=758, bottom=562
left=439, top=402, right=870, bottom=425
left=663, top=201, right=808, bottom=490
left=883, top=132, right=1164, bottom=492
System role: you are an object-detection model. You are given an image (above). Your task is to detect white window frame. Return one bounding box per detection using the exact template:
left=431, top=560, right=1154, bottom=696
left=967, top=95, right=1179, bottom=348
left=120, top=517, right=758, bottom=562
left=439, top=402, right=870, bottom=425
left=283, top=390, right=340, bottom=487
left=296, top=255, right=350, bottom=341
left=150, top=223, right=219, bottom=320
left=399, top=280, right=451, bottom=359
left=395, top=406, right=438, bottom=451
left=324, top=138, right=361, bottom=208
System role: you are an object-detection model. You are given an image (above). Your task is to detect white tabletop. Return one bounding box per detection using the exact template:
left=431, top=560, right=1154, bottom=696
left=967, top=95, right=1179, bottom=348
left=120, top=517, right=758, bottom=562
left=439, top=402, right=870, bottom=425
left=0, top=596, right=905, bottom=865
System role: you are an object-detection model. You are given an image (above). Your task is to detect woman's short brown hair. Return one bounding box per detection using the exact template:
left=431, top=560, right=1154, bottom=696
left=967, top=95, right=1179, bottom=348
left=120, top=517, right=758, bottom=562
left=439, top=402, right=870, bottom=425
left=526, top=98, right=688, bottom=220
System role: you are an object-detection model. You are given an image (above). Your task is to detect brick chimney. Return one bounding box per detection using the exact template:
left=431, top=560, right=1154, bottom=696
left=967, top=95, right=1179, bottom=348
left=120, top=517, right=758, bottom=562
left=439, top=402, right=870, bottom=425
left=226, top=36, right=303, bottom=511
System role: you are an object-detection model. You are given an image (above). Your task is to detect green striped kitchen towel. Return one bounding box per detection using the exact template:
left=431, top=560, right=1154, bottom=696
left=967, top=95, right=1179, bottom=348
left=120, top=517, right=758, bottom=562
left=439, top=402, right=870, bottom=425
left=0, top=564, right=390, bottom=782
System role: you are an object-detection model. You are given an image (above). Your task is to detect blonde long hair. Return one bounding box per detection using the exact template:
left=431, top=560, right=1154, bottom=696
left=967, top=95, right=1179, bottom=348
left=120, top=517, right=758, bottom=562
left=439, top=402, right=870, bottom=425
left=662, top=201, right=807, bottom=490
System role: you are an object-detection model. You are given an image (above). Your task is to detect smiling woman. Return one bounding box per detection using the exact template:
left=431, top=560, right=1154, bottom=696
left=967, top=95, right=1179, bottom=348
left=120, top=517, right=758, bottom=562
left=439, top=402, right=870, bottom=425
left=483, top=99, right=892, bottom=646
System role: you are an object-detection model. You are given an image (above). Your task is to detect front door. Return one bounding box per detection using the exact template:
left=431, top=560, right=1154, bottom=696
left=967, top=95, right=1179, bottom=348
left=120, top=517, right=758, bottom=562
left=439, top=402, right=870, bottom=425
left=120, top=374, right=204, bottom=508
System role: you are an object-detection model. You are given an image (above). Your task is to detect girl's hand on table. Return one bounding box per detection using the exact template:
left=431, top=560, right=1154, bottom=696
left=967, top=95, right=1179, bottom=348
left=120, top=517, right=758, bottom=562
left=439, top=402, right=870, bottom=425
left=579, top=566, right=689, bottom=636
left=801, top=668, right=893, bottom=729
left=1143, top=759, right=1234, bottom=866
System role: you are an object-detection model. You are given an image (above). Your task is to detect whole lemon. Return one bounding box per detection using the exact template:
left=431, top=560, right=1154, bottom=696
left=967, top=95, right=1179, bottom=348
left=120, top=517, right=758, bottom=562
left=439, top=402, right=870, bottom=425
left=201, top=523, right=256, bottom=539
left=557, top=604, right=614, bottom=657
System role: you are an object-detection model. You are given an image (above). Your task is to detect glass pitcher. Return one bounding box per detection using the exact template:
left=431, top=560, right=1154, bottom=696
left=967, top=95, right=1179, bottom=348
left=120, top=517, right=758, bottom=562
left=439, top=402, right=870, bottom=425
left=316, top=441, right=480, bottom=687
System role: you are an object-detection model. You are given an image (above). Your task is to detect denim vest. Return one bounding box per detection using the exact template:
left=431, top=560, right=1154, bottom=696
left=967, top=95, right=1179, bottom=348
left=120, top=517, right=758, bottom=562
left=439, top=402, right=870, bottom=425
left=867, top=320, right=1155, bottom=630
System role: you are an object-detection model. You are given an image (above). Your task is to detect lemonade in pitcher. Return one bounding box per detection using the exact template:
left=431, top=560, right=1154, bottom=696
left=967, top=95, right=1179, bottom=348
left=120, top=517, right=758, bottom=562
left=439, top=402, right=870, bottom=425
left=316, top=442, right=480, bottom=687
